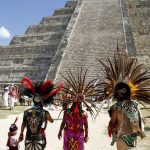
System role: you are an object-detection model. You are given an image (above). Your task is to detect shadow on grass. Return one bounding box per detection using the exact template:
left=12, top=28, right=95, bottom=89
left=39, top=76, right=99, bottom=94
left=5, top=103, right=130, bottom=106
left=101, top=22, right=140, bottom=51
left=0, top=107, right=11, bottom=110
left=0, top=105, right=26, bottom=119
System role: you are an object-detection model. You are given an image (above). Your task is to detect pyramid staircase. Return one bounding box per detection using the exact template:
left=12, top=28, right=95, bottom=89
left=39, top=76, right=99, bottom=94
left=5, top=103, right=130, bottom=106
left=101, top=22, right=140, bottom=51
left=54, top=0, right=125, bottom=82
left=51, top=0, right=149, bottom=83
left=0, top=0, right=148, bottom=86
left=0, top=1, right=78, bottom=85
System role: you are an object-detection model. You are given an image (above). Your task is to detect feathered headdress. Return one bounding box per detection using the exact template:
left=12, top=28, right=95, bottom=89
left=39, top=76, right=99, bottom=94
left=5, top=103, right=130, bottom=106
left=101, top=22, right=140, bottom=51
left=59, top=68, right=99, bottom=118
left=97, top=47, right=150, bottom=104
left=20, top=77, right=64, bottom=106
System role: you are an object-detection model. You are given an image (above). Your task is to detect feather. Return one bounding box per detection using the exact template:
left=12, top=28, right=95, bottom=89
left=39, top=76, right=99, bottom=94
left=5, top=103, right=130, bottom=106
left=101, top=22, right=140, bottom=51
left=97, top=46, right=150, bottom=104
left=44, top=82, right=64, bottom=99
left=60, top=73, right=77, bottom=93
left=13, top=117, right=18, bottom=124
left=40, top=80, right=53, bottom=95
left=66, top=71, right=77, bottom=93
left=60, top=69, right=99, bottom=118
left=20, top=77, right=35, bottom=94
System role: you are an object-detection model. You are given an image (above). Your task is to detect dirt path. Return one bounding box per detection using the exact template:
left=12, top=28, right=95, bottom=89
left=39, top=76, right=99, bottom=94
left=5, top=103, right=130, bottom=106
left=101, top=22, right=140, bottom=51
left=0, top=107, right=149, bottom=150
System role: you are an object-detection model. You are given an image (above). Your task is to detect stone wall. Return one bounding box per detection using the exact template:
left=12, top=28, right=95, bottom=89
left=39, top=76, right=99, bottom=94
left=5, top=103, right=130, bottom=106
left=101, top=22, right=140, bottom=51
left=0, top=1, right=78, bottom=85
left=0, top=0, right=148, bottom=85
left=126, top=0, right=150, bottom=69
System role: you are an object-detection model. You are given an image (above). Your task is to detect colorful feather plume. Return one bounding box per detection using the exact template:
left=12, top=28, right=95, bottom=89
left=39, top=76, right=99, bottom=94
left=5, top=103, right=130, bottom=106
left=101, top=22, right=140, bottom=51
left=40, top=80, right=53, bottom=95
left=20, top=77, right=35, bottom=94
left=13, top=117, right=18, bottom=125
left=97, top=47, right=150, bottom=104
left=60, top=68, right=99, bottom=118
left=43, top=82, right=64, bottom=99
left=20, top=77, right=64, bottom=106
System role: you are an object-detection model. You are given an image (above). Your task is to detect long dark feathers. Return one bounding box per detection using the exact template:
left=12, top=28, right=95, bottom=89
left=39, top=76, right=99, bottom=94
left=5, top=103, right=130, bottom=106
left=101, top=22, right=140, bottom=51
left=97, top=48, right=150, bottom=104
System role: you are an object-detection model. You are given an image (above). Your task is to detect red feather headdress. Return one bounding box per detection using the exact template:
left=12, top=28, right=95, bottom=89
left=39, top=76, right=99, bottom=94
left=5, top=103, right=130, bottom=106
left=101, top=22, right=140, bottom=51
left=20, top=77, right=64, bottom=104
left=43, top=82, right=64, bottom=99
left=20, top=77, right=35, bottom=94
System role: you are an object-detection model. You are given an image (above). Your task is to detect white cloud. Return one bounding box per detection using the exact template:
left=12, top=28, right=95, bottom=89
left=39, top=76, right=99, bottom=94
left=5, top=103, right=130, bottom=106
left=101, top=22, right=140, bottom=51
left=0, top=26, right=11, bottom=38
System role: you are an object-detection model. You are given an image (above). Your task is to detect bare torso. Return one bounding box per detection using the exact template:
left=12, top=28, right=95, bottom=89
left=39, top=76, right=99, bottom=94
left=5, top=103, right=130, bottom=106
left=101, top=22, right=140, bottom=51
left=116, top=110, right=140, bottom=137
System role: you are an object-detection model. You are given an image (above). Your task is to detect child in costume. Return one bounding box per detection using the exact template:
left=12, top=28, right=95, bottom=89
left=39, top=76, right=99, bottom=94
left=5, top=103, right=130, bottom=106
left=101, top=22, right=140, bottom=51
left=7, top=118, right=19, bottom=150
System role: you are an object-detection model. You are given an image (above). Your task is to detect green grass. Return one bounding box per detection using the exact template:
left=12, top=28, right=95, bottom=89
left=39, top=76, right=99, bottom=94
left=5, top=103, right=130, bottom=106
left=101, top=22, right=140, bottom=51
left=0, top=96, right=27, bottom=119
left=0, top=106, right=26, bottom=119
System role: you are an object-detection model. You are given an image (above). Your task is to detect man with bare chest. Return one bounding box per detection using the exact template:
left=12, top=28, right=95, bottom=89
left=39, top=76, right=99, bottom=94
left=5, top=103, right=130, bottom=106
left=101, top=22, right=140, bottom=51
left=108, top=82, right=145, bottom=150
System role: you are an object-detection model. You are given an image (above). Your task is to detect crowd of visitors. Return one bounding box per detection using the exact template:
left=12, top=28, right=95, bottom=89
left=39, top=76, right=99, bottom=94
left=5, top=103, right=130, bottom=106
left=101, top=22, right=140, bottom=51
left=1, top=84, right=18, bottom=110
left=0, top=83, right=35, bottom=109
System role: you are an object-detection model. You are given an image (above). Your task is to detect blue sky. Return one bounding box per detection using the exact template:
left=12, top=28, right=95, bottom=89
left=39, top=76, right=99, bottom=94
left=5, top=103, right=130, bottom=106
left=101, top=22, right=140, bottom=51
left=0, top=0, right=68, bottom=45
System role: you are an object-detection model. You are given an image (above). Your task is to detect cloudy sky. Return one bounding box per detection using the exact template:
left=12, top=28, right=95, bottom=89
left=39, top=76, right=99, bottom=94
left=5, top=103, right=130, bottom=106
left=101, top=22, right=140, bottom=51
left=0, top=0, right=68, bottom=45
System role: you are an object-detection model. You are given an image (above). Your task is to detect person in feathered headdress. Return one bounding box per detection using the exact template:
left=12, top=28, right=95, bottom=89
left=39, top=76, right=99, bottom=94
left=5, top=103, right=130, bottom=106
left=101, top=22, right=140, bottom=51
left=97, top=47, right=150, bottom=150
left=7, top=117, right=19, bottom=150
left=18, top=77, right=63, bottom=150
left=57, top=69, right=99, bottom=150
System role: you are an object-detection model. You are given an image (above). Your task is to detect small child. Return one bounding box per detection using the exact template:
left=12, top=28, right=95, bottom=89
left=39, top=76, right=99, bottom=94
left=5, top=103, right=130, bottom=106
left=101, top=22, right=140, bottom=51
left=7, top=117, right=19, bottom=150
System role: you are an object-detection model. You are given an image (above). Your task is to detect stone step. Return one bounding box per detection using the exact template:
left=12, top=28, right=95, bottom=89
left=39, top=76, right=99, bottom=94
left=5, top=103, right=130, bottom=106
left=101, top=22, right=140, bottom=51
left=53, top=7, right=75, bottom=16
left=0, top=42, right=59, bottom=48
left=0, top=70, right=47, bottom=82
left=0, top=56, right=52, bottom=84
left=65, top=1, right=78, bottom=8
left=25, top=22, right=68, bottom=34
left=0, top=65, right=48, bottom=70
left=0, top=43, right=59, bottom=56
left=0, top=68, right=48, bottom=73
left=0, top=79, right=43, bottom=84
left=10, top=33, right=62, bottom=45
left=0, top=54, right=53, bottom=59
left=0, top=57, right=52, bottom=68
left=40, top=14, right=72, bottom=25
left=0, top=65, right=50, bottom=70
left=136, top=0, right=150, bottom=8
left=0, top=0, right=79, bottom=85
left=40, top=0, right=78, bottom=24
left=0, top=69, right=48, bottom=83
left=0, top=77, right=44, bottom=84
left=0, top=66, right=49, bottom=74
left=56, top=73, right=104, bottom=83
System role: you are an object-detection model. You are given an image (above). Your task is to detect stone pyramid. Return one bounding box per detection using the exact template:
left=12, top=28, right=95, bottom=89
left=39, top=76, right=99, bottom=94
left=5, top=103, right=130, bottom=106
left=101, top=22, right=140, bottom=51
left=0, top=1, right=78, bottom=85
left=0, top=0, right=149, bottom=86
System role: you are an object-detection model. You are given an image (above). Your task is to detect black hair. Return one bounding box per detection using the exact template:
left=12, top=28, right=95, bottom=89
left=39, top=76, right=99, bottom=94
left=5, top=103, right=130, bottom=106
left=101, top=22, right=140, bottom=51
left=33, top=100, right=43, bottom=108
left=9, top=124, right=18, bottom=132
left=113, top=82, right=131, bottom=101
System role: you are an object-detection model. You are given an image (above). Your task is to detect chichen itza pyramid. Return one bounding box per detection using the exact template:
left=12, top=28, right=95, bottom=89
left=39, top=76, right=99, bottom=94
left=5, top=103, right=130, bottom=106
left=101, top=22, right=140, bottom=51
left=0, top=0, right=149, bottom=85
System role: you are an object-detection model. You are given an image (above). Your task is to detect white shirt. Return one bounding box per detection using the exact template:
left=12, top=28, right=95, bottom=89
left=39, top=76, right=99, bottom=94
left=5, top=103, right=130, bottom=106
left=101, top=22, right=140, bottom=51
left=9, top=135, right=18, bottom=147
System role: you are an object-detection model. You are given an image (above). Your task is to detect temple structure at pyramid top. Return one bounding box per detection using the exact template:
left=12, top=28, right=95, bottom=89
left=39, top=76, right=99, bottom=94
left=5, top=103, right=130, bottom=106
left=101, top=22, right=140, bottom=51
left=0, top=0, right=149, bottom=86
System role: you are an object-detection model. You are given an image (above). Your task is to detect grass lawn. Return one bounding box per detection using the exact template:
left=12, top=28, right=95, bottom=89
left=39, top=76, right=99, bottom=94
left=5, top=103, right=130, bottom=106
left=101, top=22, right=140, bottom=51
left=0, top=96, right=27, bottom=119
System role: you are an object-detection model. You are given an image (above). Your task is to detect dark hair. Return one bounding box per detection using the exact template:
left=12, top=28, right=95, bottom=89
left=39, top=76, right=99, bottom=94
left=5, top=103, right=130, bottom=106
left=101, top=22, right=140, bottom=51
left=113, top=82, right=131, bottom=101
left=9, top=124, right=18, bottom=132
left=33, top=100, right=43, bottom=108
